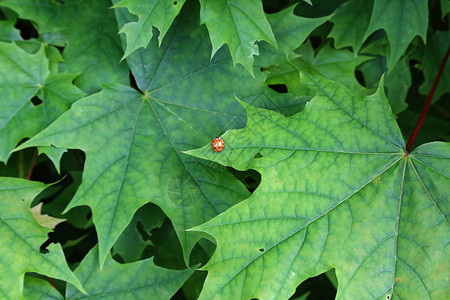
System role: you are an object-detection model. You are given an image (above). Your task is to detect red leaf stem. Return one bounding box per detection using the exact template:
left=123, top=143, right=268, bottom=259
left=47, top=276, right=56, bottom=289
left=405, top=45, right=450, bottom=153
left=25, top=148, right=38, bottom=180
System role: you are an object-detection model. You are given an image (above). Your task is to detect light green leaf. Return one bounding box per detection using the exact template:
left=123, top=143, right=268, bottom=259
left=186, top=72, right=449, bottom=299
left=114, top=0, right=186, bottom=59
left=364, top=0, right=428, bottom=70
left=37, top=147, right=67, bottom=174
left=0, top=178, right=84, bottom=299
left=65, top=246, right=194, bottom=299
left=328, top=0, right=373, bottom=54
left=0, top=42, right=83, bottom=163
left=199, top=0, right=277, bottom=74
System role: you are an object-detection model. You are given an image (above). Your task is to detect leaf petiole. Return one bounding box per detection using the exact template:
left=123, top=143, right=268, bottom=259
left=405, top=45, right=450, bottom=153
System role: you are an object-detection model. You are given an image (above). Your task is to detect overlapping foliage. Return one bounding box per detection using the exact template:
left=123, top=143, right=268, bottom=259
left=0, top=0, right=448, bottom=299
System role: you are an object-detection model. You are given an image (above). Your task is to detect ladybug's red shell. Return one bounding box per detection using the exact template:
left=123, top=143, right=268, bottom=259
left=212, top=137, right=224, bottom=152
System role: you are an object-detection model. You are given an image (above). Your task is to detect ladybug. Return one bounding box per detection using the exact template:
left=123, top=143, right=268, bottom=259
left=212, top=137, right=224, bottom=152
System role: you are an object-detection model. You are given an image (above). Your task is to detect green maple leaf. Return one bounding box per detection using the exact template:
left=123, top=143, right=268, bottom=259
left=256, top=4, right=330, bottom=68
left=364, top=0, right=428, bottom=70
left=186, top=71, right=450, bottom=299
left=113, top=0, right=187, bottom=59
left=384, top=57, right=411, bottom=114
left=0, top=10, right=22, bottom=42
left=0, top=0, right=67, bottom=45
left=0, top=178, right=84, bottom=299
left=16, top=1, right=305, bottom=268
left=65, top=246, right=194, bottom=299
left=199, top=0, right=277, bottom=74
left=358, top=39, right=412, bottom=115
left=328, top=0, right=373, bottom=54
left=266, top=42, right=371, bottom=96
left=1, top=0, right=129, bottom=93
left=0, top=42, right=84, bottom=163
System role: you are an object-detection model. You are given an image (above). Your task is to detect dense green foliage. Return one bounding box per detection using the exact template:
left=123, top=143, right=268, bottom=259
left=0, top=0, right=448, bottom=299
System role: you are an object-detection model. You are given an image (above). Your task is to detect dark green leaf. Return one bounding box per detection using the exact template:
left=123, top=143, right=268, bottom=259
left=328, top=0, right=373, bottom=54
left=364, top=0, right=428, bottom=69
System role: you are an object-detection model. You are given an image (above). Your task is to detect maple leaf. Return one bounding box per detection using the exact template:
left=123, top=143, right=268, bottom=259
left=66, top=246, right=194, bottom=299
left=0, top=178, right=84, bottom=299
left=0, top=42, right=84, bottom=163
left=1, top=0, right=129, bottom=93
left=255, top=4, right=330, bottom=68
left=328, top=0, right=373, bottom=54
left=113, top=0, right=187, bottom=59
left=16, top=1, right=305, bottom=268
left=0, top=12, right=22, bottom=42
left=364, top=0, right=428, bottom=70
left=266, top=42, right=371, bottom=96
left=358, top=39, right=412, bottom=115
left=186, top=71, right=450, bottom=299
left=199, top=0, right=277, bottom=74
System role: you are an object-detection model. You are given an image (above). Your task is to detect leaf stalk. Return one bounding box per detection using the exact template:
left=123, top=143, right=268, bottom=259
left=405, top=46, right=450, bottom=153
left=25, top=148, right=38, bottom=180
